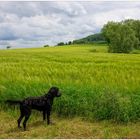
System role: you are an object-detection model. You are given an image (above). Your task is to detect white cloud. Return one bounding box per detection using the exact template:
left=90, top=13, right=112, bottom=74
left=0, top=1, right=140, bottom=48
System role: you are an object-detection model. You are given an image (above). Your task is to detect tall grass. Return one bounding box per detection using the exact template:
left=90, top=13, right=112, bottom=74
left=0, top=44, right=140, bottom=122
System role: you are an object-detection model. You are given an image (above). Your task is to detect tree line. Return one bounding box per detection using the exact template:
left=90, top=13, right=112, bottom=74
left=55, top=33, right=106, bottom=46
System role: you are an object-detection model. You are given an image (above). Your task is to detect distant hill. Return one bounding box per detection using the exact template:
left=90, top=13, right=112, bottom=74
left=56, top=33, right=106, bottom=46
left=72, top=33, right=106, bottom=44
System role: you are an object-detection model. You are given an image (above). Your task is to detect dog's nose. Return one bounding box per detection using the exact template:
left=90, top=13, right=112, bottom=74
left=57, top=92, right=61, bottom=97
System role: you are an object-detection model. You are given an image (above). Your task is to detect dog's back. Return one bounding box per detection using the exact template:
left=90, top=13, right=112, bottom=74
left=22, top=95, right=49, bottom=111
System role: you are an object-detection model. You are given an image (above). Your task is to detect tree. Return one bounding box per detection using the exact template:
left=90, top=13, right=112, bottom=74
left=68, top=41, right=72, bottom=45
left=124, top=19, right=140, bottom=49
left=44, top=45, right=49, bottom=47
left=6, top=46, right=11, bottom=49
left=116, top=24, right=138, bottom=53
left=102, top=20, right=140, bottom=53
left=57, top=42, right=65, bottom=46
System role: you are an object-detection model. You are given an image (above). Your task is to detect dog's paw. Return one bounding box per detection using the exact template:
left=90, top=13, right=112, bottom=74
left=18, top=126, right=22, bottom=129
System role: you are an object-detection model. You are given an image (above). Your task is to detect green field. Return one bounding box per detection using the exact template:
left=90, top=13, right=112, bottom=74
left=0, top=44, right=140, bottom=138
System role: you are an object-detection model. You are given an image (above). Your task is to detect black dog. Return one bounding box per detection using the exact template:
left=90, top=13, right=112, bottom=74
left=6, top=86, right=61, bottom=130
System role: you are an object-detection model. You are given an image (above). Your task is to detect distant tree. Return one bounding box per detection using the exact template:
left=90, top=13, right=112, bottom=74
left=124, top=19, right=140, bottom=49
left=68, top=41, right=72, bottom=45
left=44, top=45, right=49, bottom=47
left=6, top=46, right=11, bottom=49
left=72, top=33, right=105, bottom=44
left=57, top=42, right=65, bottom=46
left=73, top=40, right=86, bottom=44
left=102, top=20, right=140, bottom=53
left=102, top=21, right=118, bottom=46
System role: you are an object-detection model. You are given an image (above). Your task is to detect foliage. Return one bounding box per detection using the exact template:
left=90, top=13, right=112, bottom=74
left=57, top=42, right=65, bottom=46
left=102, top=19, right=140, bottom=53
left=43, top=44, right=49, bottom=47
left=124, top=19, right=140, bottom=49
left=68, top=41, right=72, bottom=45
left=6, top=46, right=11, bottom=49
left=73, top=33, right=106, bottom=44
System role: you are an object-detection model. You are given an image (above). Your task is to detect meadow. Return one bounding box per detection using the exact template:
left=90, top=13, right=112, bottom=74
left=0, top=44, right=140, bottom=138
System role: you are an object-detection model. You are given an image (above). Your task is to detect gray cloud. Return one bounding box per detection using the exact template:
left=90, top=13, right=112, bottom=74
left=0, top=1, right=140, bottom=48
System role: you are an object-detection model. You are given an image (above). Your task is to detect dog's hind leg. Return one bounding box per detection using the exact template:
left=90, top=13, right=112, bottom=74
left=17, top=106, right=25, bottom=128
left=23, top=109, right=31, bottom=131
left=17, top=114, right=24, bottom=128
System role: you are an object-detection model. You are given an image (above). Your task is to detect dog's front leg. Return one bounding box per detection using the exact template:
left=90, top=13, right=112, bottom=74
left=47, top=110, right=50, bottom=125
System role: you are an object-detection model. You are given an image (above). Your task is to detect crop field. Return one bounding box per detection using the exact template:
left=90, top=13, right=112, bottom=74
left=0, top=44, right=140, bottom=138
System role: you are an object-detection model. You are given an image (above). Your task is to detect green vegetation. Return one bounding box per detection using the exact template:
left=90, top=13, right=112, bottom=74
left=72, top=33, right=106, bottom=44
left=6, top=46, right=11, bottom=49
left=43, top=44, right=49, bottom=47
left=56, top=33, right=106, bottom=46
left=0, top=44, right=140, bottom=123
left=57, top=19, right=140, bottom=53
left=57, top=42, right=65, bottom=46
left=102, top=19, right=140, bottom=53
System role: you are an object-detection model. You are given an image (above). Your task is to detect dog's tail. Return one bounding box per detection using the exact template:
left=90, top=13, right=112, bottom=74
left=6, top=100, right=22, bottom=105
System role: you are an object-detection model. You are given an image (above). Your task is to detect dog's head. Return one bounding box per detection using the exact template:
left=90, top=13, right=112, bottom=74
left=48, top=87, right=61, bottom=98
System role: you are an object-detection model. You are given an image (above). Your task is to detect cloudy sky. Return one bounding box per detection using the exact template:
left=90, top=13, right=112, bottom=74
left=0, top=1, right=140, bottom=48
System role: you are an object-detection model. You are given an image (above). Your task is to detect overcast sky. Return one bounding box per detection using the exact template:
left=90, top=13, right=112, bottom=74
left=0, top=1, right=140, bottom=48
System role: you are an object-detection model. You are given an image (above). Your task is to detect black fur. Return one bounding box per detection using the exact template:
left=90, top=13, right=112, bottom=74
left=6, top=87, right=61, bottom=130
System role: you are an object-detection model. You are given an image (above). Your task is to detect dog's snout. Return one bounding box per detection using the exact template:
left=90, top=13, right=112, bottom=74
left=57, top=92, right=61, bottom=97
